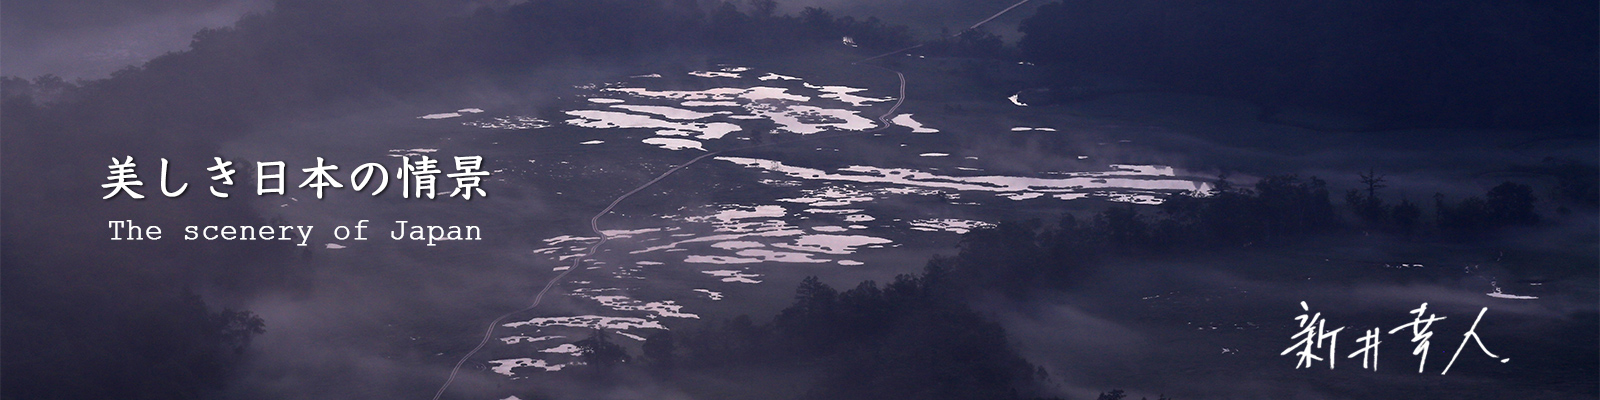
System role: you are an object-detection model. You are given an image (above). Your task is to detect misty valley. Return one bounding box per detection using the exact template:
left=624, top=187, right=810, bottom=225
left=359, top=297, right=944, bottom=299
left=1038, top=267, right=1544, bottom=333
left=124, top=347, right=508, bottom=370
left=2, top=1, right=1595, bottom=400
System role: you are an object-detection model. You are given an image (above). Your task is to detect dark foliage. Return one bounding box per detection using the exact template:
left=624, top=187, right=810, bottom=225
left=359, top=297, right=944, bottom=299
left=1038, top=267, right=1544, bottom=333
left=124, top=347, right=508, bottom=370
left=642, top=330, right=677, bottom=371
left=3, top=75, right=290, bottom=399
left=1093, top=389, right=1174, bottom=400
left=1155, top=174, right=1340, bottom=247
left=938, top=174, right=1341, bottom=295
left=1, top=0, right=922, bottom=397
left=2, top=289, right=264, bottom=400
left=1504, top=158, right=1600, bottom=214
left=678, top=314, right=773, bottom=368
left=671, top=266, right=1046, bottom=400
left=1390, top=197, right=1423, bottom=236
left=1435, top=182, right=1541, bottom=240
left=947, top=173, right=1559, bottom=294
left=1096, top=390, right=1126, bottom=400
left=1346, top=169, right=1390, bottom=226
left=575, top=328, right=632, bottom=371
left=923, top=28, right=1012, bottom=60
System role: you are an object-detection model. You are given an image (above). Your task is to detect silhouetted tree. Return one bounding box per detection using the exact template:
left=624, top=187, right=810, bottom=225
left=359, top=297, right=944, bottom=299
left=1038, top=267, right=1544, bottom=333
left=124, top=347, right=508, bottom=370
left=575, top=329, right=630, bottom=371
left=1436, top=181, right=1543, bottom=239
left=787, top=266, right=1042, bottom=400
left=1347, top=168, right=1389, bottom=225
left=748, top=0, right=777, bottom=19
left=1096, top=206, right=1149, bottom=251
left=1254, top=174, right=1337, bottom=239
left=643, top=330, right=676, bottom=371
left=799, top=7, right=836, bottom=40
left=1097, top=389, right=1127, bottom=400
left=1391, top=197, right=1422, bottom=236
left=708, top=1, right=752, bottom=46
left=774, top=276, right=840, bottom=348
left=957, top=219, right=1053, bottom=296
left=1485, top=182, right=1539, bottom=226
left=926, top=28, right=1010, bottom=59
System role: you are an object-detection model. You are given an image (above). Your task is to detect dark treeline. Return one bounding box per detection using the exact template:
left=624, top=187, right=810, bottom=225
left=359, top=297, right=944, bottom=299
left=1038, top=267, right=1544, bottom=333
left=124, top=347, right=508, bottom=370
left=556, top=171, right=1582, bottom=399
left=6, top=0, right=1590, bottom=398
left=570, top=267, right=1056, bottom=400
left=920, top=27, right=1013, bottom=60
left=948, top=172, right=1585, bottom=294
left=0, top=1, right=919, bottom=398
left=3, top=84, right=298, bottom=398
left=1017, top=0, right=1598, bottom=130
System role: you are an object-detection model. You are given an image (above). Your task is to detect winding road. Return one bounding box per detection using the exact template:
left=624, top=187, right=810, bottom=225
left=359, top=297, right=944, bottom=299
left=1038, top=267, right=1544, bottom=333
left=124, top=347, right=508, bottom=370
left=432, top=1, right=1029, bottom=398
